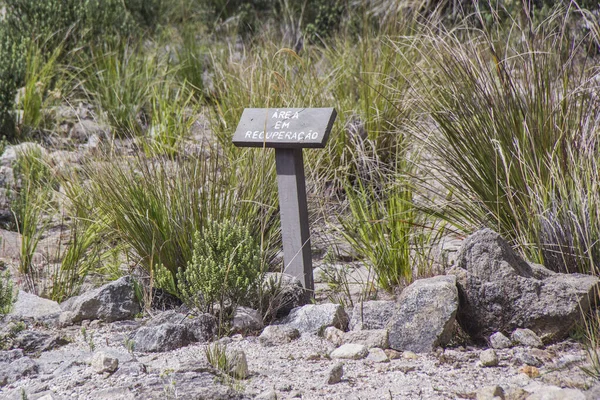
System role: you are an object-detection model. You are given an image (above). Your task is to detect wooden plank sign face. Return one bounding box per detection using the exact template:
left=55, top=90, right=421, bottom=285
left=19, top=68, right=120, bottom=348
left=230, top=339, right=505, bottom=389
left=232, top=108, right=337, bottom=148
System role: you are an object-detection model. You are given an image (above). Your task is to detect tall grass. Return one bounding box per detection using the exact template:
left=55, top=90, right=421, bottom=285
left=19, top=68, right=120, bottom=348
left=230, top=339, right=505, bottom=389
left=418, top=7, right=600, bottom=273
left=75, top=146, right=280, bottom=291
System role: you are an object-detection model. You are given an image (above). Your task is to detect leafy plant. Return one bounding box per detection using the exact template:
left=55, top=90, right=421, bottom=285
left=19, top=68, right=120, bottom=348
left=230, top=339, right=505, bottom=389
left=177, top=220, right=261, bottom=317
left=205, top=342, right=247, bottom=381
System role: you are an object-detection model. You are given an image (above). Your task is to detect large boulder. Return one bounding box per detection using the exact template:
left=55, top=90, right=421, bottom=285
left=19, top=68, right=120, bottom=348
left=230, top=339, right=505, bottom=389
left=386, top=275, right=458, bottom=353
left=453, top=229, right=600, bottom=342
left=348, top=300, right=396, bottom=331
left=60, top=276, right=140, bottom=323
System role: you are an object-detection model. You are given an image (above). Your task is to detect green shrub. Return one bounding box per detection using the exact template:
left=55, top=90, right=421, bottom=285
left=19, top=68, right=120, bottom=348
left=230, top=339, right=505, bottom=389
left=177, top=221, right=261, bottom=316
left=0, top=270, right=15, bottom=315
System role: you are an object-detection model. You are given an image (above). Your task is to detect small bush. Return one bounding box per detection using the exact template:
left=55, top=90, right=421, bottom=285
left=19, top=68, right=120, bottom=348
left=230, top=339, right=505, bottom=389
left=0, top=270, right=15, bottom=315
left=177, top=220, right=261, bottom=316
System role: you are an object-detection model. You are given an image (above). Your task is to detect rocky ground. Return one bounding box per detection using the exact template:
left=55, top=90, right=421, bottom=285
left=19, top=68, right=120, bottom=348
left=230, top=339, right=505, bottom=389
left=0, top=308, right=598, bottom=399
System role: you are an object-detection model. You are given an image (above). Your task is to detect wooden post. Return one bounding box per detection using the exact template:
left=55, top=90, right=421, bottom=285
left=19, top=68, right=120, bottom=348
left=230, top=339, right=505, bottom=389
left=275, top=148, right=313, bottom=293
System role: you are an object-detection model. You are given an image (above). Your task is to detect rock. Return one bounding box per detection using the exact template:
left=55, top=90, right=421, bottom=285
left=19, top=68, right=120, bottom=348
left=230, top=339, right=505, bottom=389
left=516, top=350, right=544, bottom=367
left=182, top=313, right=217, bottom=343
left=14, top=331, right=69, bottom=354
left=505, top=387, right=530, bottom=400
left=259, top=325, right=301, bottom=347
left=384, top=349, right=401, bottom=360
left=326, top=362, right=344, bottom=384
left=512, top=329, right=543, bottom=348
left=519, top=365, right=540, bottom=378
left=0, top=349, right=23, bottom=363
left=263, top=273, right=307, bottom=318
left=60, top=276, right=141, bottom=323
left=10, top=291, right=62, bottom=320
left=526, top=386, right=585, bottom=400
left=278, top=303, right=348, bottom=335
left=330, top=344, right=368, bottom=360
left=349, top=300, right=396, bottom=331
left=225, top=349, right=248, bottom=379
left=343, top=329, right=389, bottom=349
left=0, top=356, right=39, bottom=387
left=366, top=348, right=389, bottom=363
left=480, top=349, right=499, bottom=367
left=403, top=351, right=419, bottom=360
left=324, top=326, right=344, bottom=347
left=476, top=385, right=505, bottom=400
left=232, top=307, right=263, bottom=333
left=453, top=229, right=600, bottom=342
left=132, top=323, right=195, bottom=352
left=91, top=351, right=119, bottom=373
left=70, top=119, right=109, bottom=143
left=256, top=389, right=278, bottom=400
left=0, top=142, right=46, bottom=167
left=387, top=275, right=458, bottom=353
left=490, top=332, right=513, bottom=349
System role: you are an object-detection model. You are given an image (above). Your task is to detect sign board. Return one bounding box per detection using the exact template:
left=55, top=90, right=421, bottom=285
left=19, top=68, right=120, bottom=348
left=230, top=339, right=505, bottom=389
left=232, top=108, right=336, bottom=148
left=232, top=107, right=337, bottom=296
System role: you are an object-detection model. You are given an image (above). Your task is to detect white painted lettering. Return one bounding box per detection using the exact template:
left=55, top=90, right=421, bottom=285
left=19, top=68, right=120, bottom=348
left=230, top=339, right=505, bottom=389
left=282, top=121, right=290, bottom=128
left=245, top=130, right=252, bottom=138
left=292, top=112, right=299, bottom=119
left=274, top=121, right=282, bottom=129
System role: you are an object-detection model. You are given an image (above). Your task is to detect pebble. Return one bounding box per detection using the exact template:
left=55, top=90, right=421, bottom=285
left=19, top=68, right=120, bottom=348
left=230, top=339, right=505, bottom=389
left=511, top=329, right=543, bottom=348
left=326, top=362, right=344, bottom=385
left=366, top=348, right=389, bottom=363
left=91, top=352, right=119, bottom=374
left=480, top=349, right=499, bottom=367
left=330, top=344, right=368, bottom=360
left=403, top=351, right=418, bottom=360
left=490, top=332, right=512, bottom=349
left=323, top=326, right=344, bottom=347
left=476, top=385, right=504, bottom=400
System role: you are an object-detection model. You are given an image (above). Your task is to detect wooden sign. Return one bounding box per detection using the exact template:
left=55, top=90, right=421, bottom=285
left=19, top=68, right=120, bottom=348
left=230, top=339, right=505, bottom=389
left=233, top=107, right=337, bottom=295
left=232, top=108, right=336, bottom=148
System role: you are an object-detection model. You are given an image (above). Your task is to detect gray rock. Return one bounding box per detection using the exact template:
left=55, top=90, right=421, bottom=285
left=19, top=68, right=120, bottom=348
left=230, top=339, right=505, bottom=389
left=259, top=325, right=300, bottom=347
left=366, top=348, right=389, bottom=363
left=453, top=229, right=600, bottom=342
left=512, top=329, right=543, bottom=348
left=0, top=349, right=23, bottom=363
left=349, top=300, right=396, bottom=331
left=256, top=389, right=278, bottom=400
left=183, top=313, right=217, bottom=343
left=0, top=143, right=45, bottom=167
left=133, top=323, right=195, bottom=352
left=278, top=303, right=348, bottom=335
left=330, top=343, right=368, bottom=360
left=14, top=331, right=69, bottom=354
left=0, top=356, right=39, bottom=387
left=476, top=385, right=505, bottom=400
left=263, top=273, right=307, bottom=318
left=490, top=332, right=513, bottom=349
left=324, top=326, right=345, bottom=347
left=225, top=349, right=248, bottom=379
left=516, top=350, right=544, bottom=367
left=526, top=386, right=585, bottom=400
left=70, top=120, right=109, bottom=143
left=343, top=329, right=389, bottom=349
left=387, top=275, right=458, bottom=353
left=326, top=362, right=344, bottom=384
left=479, top=349, right=499, bottom=367
left=10, top=291, right=62, bottom=320
left=232, top=307, right=263, bottom=333
left=60, top=276, right=141, bottom=323
left=91, top=351, right=119, bottom=373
